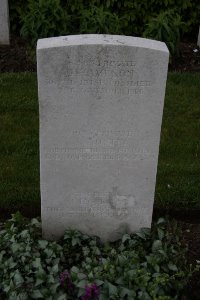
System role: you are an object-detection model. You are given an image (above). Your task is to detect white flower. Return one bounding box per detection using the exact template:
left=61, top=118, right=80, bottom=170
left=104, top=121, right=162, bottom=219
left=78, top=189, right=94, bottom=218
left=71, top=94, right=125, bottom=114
left=196, top=260, right=200, bottom=264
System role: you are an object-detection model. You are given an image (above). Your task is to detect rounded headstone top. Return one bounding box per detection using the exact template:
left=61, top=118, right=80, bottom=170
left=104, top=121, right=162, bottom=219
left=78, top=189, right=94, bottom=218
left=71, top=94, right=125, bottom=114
left=37, top=34, right=169, bottom=53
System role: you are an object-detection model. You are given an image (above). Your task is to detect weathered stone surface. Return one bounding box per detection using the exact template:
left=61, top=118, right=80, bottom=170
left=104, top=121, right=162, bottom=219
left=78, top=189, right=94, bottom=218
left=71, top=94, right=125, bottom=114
left=37, top=34, right=169, bottom=241
left=0, top=0, right=9, bottom=45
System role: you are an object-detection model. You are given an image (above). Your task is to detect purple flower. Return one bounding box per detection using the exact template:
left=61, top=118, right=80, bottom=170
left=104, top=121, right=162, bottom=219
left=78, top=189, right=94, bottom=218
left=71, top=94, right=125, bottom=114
left=59, top=270, right=69, bottom=285
left=82, top=283, right=100, bottom=300
left=59, top=270, right=74, bottom=291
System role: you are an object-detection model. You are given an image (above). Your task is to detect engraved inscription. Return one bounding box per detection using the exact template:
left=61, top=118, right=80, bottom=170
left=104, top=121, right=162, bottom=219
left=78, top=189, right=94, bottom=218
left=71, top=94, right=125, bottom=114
left=44, top=189, right=136, bottom=219
left=45, top=55, right=152, bottom=96
left=70, top=129, right=135, bottom=137
left=44, top=147, right=151, bottom=161
left=47, top=80, right=146, bottom=96
left=43, top=127, right=153, bottom=161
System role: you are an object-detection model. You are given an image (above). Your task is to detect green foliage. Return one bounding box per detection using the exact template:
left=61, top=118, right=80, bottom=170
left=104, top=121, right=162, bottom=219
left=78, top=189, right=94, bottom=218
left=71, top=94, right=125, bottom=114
left=19, top=0, right=71, bottom=47
left=78, top=6, right=124, bottom=34
left=9, top=0, right=25, bottom=33
left=0, top=213, right=66, bottom=299
left=9, top=0, right=200, bottom=55
left=143, top=10, right=185, bottom=57
left=0, top=213, right=196, bottom=299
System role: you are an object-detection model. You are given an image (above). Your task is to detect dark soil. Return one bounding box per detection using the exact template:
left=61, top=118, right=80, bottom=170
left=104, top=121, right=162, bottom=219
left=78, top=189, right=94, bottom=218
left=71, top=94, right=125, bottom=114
left=0, top=35, right=36, bottom=72
left=169, top=41, right=200, bottom=72
left=0, top=35, right=200, bottom=299
left=182, top=223, right=200, bottom=299
left=0, top=36, right=200, bottom=72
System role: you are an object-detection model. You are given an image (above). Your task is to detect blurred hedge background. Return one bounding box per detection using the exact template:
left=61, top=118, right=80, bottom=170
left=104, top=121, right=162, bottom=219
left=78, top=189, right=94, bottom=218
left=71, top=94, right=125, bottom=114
left=9, top=0, right=200, bottom=56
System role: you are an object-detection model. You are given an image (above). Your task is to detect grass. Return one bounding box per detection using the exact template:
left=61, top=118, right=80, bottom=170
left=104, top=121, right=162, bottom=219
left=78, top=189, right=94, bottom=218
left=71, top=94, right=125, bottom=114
left=0, top=73, right=39, bottom=216
left=156, top=73, right=200, bottom=210
left=0, top=72, right=199, bottom=216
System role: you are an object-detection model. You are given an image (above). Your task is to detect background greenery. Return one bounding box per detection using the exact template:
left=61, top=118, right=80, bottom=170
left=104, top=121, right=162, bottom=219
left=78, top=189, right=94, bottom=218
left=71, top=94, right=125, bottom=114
left=0, top=73, right=199, bottom=216
left=9, top=0, right=200, bottom=55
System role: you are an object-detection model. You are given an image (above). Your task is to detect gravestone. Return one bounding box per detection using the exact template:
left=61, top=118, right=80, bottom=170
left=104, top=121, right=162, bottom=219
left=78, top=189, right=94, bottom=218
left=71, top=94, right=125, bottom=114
left=0, top=0, right=9, bottom=45
left=37, top=35, right=169, bottom=241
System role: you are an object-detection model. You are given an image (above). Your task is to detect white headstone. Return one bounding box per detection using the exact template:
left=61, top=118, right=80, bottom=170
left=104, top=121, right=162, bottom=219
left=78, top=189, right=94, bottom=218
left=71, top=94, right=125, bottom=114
left=37, top=35, right=169, bottom=241
left=0, top=0, right=9, bottom=45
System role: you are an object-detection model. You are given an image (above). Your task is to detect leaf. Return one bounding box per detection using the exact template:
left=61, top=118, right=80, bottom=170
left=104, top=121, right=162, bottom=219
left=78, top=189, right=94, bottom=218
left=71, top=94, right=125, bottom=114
left=16, top=292, right=28, bottom=300
left=35, top=278, right=44, bottom=286
left=152, top=240, right=162, bottom=252
left=108, top=282, right=118, bottom=295
left=31, top=218, right=40, bottom=226
left=101, top=258, right=107, bottom=265
left=44, top=248, right=53, bottom=258
left=72, top=237, right=81, bottom=246
left=88, top=271, right=94, bottom=280
left=3, top=285, right=11, bottom=293
left=50, top=282, right=60, bottom=293
left=11, top=243, right=20, bottom=253
left=99, top=295, right=108, bottom=300
left=77, top=272, right=87, bottom=280
left=122, top=234, right=131, bottom=244
left=138, top=291, right=151, bottom=300
left=154, top=264, right=160, bottom=272
left=35, top=268, right=46, bottom=278
left=158, top=249, right=168, bottom=258
left=32, top=290, right=43, bottom=299
left=157, top=218, right=166, bottom=225
left=38, top=240, right=48, bottom=249
left=9, top=261, right=18, bottom=269
left=76, top=279, right=88, bottom=288
left=120, top=287, right=136, bottom=298
left=152, top=272, right=160, bottom=278
left=71, top=266, right=79, bottom=274
left=106, top=0, right=110, bottom=8
left=168, top=263, right=178, bottom=271
left=20, top=230, right=29, bottom=238
left=77, top=288, right=85, bottom=297
left=157, top=228, right=164, bottom=240
left=135, top=231, right=146, bottom=240
left=52, top=264, right=59, bottom=274
left=141, top=227, right=151, bottom=236
left=127, top=269, right=137, bottom=278
left=33, top=258, right=42, bottom=269
left=0, top=250, right=6, bottom=262
left=95, top=279, right=104, bottom=286
left=57, top=295, right=67, bottom=300
left=13, top=271, right=24, bottom=285
left=47, top=274, right=55, bottom=284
